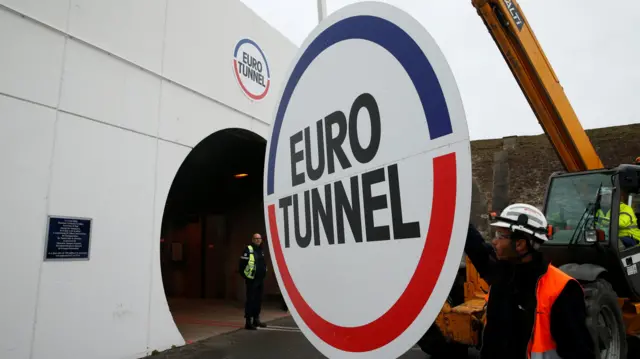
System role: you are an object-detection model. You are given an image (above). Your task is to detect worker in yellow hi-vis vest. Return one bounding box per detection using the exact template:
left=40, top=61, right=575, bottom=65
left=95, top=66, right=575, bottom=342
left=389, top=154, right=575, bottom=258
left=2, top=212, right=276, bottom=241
left=238, top=233, right=268, bottom=330
left=595, top=188, right=640, bottom=248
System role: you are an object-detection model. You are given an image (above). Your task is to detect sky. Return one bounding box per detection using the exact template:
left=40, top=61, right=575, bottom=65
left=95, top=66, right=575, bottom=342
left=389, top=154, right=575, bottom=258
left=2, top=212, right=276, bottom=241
left=239, top=0, right=639, bottom=140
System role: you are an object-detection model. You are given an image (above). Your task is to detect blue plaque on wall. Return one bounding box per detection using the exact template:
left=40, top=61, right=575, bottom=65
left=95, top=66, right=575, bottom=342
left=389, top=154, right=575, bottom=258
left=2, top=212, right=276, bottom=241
left=44, top=216, right=92, bottom=261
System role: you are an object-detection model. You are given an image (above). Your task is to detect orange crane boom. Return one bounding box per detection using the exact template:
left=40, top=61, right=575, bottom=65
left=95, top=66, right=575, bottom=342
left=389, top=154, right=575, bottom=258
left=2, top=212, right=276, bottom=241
left=471, top=0, right=604, bottom=171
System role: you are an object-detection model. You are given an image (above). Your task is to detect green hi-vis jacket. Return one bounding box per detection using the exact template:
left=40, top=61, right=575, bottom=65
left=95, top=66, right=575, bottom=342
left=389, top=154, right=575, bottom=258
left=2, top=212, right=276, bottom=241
left=596, top=203, right=640, bottom=244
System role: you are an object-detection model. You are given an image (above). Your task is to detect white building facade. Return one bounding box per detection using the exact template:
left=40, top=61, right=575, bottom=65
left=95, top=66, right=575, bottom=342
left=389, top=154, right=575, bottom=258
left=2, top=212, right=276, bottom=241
left=0, top=1, right=297, bottom=358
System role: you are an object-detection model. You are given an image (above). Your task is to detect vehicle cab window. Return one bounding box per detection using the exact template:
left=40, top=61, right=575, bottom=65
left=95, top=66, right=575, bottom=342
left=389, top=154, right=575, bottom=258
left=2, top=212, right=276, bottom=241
left=543, top=172, right=613, bottom=244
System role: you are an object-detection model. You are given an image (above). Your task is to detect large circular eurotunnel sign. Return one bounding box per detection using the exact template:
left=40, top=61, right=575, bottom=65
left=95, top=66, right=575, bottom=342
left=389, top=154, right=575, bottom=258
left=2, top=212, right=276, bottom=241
left=263, top=2, right=472, bottom=358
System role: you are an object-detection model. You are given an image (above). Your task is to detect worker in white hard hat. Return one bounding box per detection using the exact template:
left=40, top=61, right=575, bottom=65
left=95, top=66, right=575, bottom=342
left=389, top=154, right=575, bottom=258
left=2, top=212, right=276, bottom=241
left=465, top=203, right=595, bottom=359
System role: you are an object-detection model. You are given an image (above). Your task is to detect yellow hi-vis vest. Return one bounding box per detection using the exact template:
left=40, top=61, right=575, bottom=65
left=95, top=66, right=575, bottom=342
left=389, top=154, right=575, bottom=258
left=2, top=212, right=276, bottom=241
left=596, top=203, right=640, bottom=244
left=243, top=245, right=256, bottom=279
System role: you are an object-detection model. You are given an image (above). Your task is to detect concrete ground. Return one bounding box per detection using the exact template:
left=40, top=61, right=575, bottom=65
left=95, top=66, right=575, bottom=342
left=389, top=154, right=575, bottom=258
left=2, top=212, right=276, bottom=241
left=144, top=316, right=479, bottom=359
left=168, top=298, right=290, bottom=342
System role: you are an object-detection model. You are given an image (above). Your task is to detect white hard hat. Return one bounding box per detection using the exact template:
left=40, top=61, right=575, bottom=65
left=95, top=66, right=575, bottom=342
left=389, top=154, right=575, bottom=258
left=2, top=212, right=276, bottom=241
left=490, top=203, right=550, bottom=242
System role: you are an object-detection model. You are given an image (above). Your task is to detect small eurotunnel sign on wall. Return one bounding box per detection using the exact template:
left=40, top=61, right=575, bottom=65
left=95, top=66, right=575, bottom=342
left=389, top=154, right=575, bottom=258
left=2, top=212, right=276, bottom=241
left=44, top=216, right=93, bottom=261
left=232, top=38, right=271, bottom=101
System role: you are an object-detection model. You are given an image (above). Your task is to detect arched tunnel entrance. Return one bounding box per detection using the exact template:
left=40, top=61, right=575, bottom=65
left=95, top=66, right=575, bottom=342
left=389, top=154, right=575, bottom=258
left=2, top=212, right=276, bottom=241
left=159, top=128, right=288, bottom=342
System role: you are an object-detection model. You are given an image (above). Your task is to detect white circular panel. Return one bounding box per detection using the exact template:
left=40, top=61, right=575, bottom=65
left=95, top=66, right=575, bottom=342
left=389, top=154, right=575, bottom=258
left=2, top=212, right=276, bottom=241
left=263, top=2, right=472, bottom=358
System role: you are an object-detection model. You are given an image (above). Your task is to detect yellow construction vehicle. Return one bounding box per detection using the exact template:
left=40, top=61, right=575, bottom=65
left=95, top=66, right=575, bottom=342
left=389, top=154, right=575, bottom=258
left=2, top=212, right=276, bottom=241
left=417, top=1, right=640, bottom=358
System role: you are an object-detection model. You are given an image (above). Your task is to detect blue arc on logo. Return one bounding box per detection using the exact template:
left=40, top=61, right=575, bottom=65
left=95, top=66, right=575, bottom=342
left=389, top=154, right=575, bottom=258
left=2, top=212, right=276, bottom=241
left=234, top=38, right=271, bottom=78
left=266, top=15, right=453, bottom=195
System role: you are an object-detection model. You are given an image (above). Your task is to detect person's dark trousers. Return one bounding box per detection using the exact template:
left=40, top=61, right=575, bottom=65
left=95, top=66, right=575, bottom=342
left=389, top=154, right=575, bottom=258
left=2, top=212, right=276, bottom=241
left=621, top=236, right=637, bottom=248
left=244, top=278, right=266, bottom=329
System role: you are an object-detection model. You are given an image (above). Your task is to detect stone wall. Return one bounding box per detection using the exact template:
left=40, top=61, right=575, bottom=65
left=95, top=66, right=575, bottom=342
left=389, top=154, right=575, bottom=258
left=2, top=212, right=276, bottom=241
left=470, top=123, right=640, bottom=214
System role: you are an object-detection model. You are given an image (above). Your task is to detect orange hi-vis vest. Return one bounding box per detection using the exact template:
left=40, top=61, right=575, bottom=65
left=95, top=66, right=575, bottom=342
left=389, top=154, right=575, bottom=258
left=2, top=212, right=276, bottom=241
left=484, top=264, right=577, bottom=359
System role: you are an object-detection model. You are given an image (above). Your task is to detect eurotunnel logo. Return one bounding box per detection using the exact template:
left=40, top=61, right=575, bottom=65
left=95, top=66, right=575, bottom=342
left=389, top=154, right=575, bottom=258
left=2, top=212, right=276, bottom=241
left=233, top=38, right=270, bottom=101
left=262, top=3, right=472, bottom=358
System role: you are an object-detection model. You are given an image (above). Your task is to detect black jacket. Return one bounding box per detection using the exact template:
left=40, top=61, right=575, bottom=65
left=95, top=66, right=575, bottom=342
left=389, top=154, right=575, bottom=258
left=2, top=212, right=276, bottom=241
left=238, top=243, right=267, bottom=281
left=465, top=224, right=595, bottom=359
